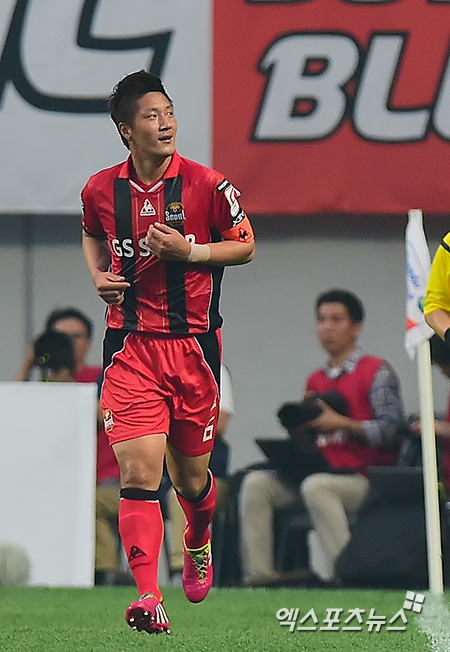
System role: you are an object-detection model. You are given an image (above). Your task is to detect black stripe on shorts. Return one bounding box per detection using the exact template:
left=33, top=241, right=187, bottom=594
left=194, top=330, right=221, bottom=390
left=103, top=327, right=129, bottom=373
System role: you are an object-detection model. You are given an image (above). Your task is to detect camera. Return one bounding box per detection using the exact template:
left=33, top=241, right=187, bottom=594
left=277, top=390, right=348, bottom=437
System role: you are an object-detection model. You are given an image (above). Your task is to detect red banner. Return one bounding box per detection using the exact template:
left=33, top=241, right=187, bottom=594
left=213, top=0, right=450, bottom=215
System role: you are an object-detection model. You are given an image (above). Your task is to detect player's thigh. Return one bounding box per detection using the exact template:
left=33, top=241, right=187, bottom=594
left=101, top=331, right=172, bottom=443
left=113, top=433, right=167, bottom=490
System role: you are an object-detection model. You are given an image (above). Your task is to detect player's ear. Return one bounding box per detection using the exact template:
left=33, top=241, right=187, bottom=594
left=119, top=122, right=132, bottom=143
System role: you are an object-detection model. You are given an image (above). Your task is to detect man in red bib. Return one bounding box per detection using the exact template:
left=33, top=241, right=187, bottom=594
left=240, top=289, right=403, bottom=586
left=81, top=71, right=255, bottom=634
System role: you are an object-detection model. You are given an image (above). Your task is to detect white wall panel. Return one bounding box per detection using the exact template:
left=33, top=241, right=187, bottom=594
left=0, top=383, right=97, bottom=586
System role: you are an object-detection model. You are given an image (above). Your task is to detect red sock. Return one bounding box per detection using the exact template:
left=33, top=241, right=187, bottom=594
left=119, top=497, right=163, bottom=600
left=177, top=471, right=216, bottom=549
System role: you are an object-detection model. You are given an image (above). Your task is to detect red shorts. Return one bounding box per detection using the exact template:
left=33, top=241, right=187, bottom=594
left=100, top=329, right=221, bottom=456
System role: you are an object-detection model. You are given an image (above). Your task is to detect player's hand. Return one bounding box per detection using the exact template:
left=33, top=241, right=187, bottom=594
left=145, top=222, right=191, bottom=261
left=93, top=271, right=130, bottom=305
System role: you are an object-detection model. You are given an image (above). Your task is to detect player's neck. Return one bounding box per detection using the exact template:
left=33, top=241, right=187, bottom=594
left=131, top=153, right=172, bottom=185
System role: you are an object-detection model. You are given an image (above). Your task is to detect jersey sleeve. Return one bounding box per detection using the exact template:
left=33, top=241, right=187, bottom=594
left=424, top=232, right=450, bottom=315
left=81, top=179, right=107, bottom=239
left=209, top=178, right=255, bottom=243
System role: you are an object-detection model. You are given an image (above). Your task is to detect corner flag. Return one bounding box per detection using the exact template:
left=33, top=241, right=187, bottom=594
left=405, top=209, right=434, bottom=359
left=405, top=208, right=443, bottom=595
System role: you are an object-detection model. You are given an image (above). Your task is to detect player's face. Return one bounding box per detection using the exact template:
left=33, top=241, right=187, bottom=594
left=52, top=317, right=91, bottom=370
left=121, top=92, right=177, bottom=161
left=316, top=302, right=362, bottom=357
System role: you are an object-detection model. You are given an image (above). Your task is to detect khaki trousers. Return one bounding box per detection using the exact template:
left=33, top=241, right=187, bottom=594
left=301, top=472, right=369, bottom=580
left=96, top=483, right=121, bottom=571
left=239, top=470, right=297, bottom=581
left=239, top=469, right=369, bottom=582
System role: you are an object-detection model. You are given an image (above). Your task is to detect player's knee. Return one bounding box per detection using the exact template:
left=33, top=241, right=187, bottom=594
left=169, top=454, right=212, bottom=500
left=119, top=458, right=161, bottom=491
left=173, top=472, right=208, bottom=501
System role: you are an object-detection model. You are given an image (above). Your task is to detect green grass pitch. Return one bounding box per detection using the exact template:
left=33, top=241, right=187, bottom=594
left=0, top=585, right=439, bottom=651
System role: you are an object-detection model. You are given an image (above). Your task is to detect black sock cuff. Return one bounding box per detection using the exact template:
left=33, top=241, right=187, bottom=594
left=120, top=488, right=160, bottom=501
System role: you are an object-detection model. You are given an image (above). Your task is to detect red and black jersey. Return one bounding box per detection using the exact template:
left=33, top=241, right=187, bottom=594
left=82, top=151, right=254, bottom=334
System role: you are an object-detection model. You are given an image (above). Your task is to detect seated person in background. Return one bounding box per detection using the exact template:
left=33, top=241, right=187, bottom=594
left=167, top=364, right=234, bottom=579
left=33, top=330, right=76, bottom=381
left=239, top=288, right=404, bottom=586
left=17, top=307, right=98, bottom=382
left=32, top=331, right=75, bottom=383
left=19, top=308, right=129, bottom=586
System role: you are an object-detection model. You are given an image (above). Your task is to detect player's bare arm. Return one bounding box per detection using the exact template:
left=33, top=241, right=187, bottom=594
left=425, top=308, right=450, bottom=340
left=82, top=231, right=130, bottom=305
left=146, top=221, right=255, bottom=265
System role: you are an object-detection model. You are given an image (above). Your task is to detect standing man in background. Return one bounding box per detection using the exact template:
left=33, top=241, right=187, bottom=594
left=82, top=70, right=255, bottom=634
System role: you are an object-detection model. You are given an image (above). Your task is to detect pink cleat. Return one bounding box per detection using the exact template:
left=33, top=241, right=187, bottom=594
left=125, top=592, right=170, bottom=635
left=182, top=526, right=213, bottom=603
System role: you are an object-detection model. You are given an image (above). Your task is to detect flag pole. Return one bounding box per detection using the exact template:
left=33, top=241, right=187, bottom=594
left=416, top=339, right=444, bottom=594
left=406, top=208, right=443, bottom=594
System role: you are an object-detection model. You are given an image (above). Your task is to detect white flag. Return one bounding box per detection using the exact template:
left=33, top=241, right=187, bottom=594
left=405, top=209, right=434, bottom=359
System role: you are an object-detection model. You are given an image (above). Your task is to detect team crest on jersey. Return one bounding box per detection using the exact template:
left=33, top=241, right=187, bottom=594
left=165, top=202, right=185, bottom=226
left=103, top=409, right=114, bottom=433
left=140, top=198, right=156, bottom=216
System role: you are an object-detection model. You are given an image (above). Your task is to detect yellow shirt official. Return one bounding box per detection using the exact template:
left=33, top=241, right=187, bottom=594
left=424, top=232, right=450, bottom=315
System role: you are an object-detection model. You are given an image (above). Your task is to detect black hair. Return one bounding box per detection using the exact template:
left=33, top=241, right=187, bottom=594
left=108, top=70, right=172, bottom=149
left=315, top=288, right=365, bottom=323
left=33, top=331, right=76, bottom=378
left=430, top=333, right=450, bottom=366
left=45, top=308, right=93, bottom=339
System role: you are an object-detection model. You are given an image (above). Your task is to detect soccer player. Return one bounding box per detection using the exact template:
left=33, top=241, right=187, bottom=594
left=81, top=70, right=255, bottom=634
